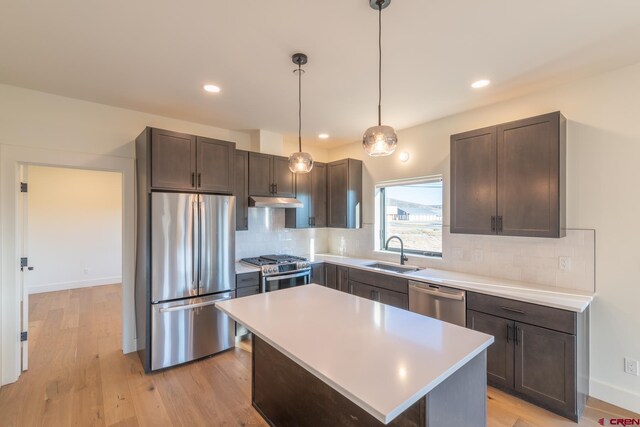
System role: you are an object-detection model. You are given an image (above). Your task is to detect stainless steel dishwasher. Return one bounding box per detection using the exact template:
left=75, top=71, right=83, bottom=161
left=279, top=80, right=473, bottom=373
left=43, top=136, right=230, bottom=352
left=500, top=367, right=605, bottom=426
left=408, top=281, right=466, bottom=326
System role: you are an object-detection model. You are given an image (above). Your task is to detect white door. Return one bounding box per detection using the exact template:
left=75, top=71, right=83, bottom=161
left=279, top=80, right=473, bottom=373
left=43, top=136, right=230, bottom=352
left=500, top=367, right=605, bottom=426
left=18, top=164, right=30, bottom=371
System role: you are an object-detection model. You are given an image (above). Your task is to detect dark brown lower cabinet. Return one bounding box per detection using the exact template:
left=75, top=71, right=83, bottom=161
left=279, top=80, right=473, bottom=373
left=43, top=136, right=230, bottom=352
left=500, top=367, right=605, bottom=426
left=467, top=310, right=514, bottom=388
left=310, top=263, right=325, bottom=285
left=324, top=263, right=337, bottom=289
left=349, top=280, right=408, bottom=310
left=515, top=322, right=576, bottom=414
left=466, top=292, right=588, bottom=421
left=336, top=266, right=349, bottom=293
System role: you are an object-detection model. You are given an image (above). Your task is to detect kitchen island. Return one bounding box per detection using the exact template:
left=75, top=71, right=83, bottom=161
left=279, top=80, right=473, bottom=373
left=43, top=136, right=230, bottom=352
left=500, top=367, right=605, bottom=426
left=216, top=285, right=494, bottom=426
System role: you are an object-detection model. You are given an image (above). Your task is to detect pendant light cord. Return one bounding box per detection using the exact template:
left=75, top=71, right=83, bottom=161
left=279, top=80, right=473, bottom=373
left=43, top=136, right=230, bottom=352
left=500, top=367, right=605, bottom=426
left=298, top=61, right=302, bottom=152
left=377, top=1, right=382, bottom=126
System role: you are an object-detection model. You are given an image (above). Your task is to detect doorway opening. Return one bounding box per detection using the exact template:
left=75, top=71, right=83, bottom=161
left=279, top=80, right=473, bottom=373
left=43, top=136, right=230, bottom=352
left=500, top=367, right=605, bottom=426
left=21, top=165, right=123, bottom=371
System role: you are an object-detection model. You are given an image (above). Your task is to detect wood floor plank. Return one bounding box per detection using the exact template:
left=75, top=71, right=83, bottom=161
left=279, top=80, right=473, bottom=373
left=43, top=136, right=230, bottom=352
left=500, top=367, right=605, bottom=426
left=1, top=283, right=637, bottom=427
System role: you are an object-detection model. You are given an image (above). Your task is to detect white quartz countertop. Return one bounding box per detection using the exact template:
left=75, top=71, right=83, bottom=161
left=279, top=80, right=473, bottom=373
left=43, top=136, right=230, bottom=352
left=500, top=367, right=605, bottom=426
left=235, top=262, right=260, bottom=275
left=216, top=285, right=494, bottom=424
left=312, top=254, right=594, bottom=313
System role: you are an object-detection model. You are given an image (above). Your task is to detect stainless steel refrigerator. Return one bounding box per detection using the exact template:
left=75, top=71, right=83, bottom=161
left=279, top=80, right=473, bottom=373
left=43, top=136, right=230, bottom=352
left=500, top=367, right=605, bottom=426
left=148, top=192, right=235, bottom=371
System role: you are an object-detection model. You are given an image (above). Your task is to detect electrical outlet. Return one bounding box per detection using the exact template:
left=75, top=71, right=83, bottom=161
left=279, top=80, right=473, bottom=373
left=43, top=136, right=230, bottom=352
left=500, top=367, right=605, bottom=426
left=624, top=358, right=639, bottom=376
left=452, top=247, right=463, bottom=260
left=559, top=257, right=572, bottom=271
left=473, top=248, right=484, bottom=263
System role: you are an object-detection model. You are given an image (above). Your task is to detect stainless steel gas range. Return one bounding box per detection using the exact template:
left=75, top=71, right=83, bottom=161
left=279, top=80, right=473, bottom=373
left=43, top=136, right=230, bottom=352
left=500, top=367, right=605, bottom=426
left=240, top=254, right=311, bottom=293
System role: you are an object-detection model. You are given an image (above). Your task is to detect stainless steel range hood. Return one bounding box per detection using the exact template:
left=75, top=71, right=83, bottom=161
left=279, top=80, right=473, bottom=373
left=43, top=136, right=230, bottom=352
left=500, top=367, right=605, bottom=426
left=249, top=196, right=303, bottom=209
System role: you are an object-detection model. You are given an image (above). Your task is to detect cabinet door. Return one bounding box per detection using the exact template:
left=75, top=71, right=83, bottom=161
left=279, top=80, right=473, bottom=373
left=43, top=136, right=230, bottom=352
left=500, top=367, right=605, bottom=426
left=235, top=150, right=249, bottom=230
left=272, top=156, right=296, bottom=197
left=450, top=127, right=497, bottom=234
left=327, top=160, right=348, bottom=228
left=324, top=264, right=337, bottom=289
left=349, top=280, right=377, bottom=300
left=249, top=152, right=274, bottom=196
left=376, top=287, right=409, bottom=310
left=196, top=137, right=235, bottom=194
left=515, top=322, right=576, bottom=415
left=286, top=171, right=311, bottom=228
left=336, top=266, right=349, bottom=293
left=497, top=112, right=562, bottom=237
left=466, top=310, right=514, bottom=389
left=151, top=128, right=196, bottom=190
left=310, top=162, right=327, bottom=227
left=310, top=263, right=325, bottom=285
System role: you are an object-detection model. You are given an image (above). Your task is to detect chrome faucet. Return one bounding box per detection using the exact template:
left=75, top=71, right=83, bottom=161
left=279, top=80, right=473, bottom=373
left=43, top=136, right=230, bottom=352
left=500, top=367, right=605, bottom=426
left=385, top=235, right=408, bottom=265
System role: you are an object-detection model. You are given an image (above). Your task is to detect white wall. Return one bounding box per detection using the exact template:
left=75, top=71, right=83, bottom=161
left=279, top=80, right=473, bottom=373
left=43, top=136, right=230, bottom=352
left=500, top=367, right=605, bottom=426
left=0, top=84, right=255, bottom=386
left=27, top=166, right=122, bottom=294
left=328, top=61, right=640, bottom=412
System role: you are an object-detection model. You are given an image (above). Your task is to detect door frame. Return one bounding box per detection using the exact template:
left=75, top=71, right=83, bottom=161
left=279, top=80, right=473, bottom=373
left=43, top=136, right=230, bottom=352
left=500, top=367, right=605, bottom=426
left=0, top=144, right=136, bottom=385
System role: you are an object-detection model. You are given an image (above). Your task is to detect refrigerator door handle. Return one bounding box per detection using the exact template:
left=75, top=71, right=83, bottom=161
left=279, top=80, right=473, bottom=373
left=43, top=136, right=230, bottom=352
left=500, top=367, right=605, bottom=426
left=192, top=197, right=199, bottom=293
left=158, top=297, right=233, bottom=313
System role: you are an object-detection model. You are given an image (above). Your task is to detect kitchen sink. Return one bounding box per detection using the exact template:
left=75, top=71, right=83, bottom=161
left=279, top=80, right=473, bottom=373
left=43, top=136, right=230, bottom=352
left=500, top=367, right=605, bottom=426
left=364, top=262, right=422, bottom=274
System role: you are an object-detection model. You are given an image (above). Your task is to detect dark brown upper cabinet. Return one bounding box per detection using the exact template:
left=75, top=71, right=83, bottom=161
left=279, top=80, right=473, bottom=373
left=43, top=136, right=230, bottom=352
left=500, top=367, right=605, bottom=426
left=285, top=162, right=327, bottom=229
left=451, top=112, right=566, bottom=238
left=150, top=128, right=196, bottom=190
left=327, top=159, right=363, bottom=229
left=235, top=150, right=249, bottom=231
left=248, top=152, right=295, bottom=198
left=196, top=136, right=235, bottom=194
left=145, top=128, right=235, bottom=194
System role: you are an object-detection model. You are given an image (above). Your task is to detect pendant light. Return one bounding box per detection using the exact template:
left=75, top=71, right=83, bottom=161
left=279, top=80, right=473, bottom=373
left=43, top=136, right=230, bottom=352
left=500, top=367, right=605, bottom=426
left=288, top=53, right=314, bottom=174
left=362, top=0, right=397, bottom=157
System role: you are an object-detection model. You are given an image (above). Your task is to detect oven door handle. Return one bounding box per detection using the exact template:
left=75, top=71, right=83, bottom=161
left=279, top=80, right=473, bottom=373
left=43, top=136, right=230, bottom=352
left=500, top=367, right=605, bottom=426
left=265, top=270, right=311, bottom=282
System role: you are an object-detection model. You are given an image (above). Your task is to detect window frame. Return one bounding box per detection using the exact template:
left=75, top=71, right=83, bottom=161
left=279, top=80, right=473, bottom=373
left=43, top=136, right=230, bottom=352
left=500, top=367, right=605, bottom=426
left=377, top=176, right=443, bottom=258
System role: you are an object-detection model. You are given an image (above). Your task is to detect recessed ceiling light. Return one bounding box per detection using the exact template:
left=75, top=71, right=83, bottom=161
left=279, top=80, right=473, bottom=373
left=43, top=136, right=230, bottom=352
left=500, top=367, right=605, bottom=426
left=203, top=84, right=221, bottom=93
left=471, top=79, right=490, bottom=89
left=318, top=133, right=329, bottom=139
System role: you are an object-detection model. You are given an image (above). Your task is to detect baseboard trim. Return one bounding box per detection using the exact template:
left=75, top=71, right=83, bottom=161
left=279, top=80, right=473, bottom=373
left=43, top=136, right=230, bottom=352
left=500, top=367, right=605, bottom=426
left=28, top=277, right=122, bottom=294
left=590, top=378, right=640, bottom=414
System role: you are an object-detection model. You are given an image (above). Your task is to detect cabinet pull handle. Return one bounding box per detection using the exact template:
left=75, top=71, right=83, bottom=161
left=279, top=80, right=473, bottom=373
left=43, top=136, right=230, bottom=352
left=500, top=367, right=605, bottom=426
left=197, top=173, right=202, bottom=187
left=191, top=172, right=195, bottom=187
left=500, top=306, right=525, bottom=315
left=491, top=216, right=496, bottom=232
left=497, top=215, right=503, bottom=233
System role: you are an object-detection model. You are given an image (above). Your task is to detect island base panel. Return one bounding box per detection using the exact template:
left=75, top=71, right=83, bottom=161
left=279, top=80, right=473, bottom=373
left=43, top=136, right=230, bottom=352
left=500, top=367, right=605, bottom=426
left=251, top=336, right=487, bottom=426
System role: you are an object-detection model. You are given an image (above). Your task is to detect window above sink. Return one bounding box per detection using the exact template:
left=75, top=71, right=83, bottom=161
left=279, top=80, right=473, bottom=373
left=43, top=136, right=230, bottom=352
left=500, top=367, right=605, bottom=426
left=375, top=176, right=443, bottom=258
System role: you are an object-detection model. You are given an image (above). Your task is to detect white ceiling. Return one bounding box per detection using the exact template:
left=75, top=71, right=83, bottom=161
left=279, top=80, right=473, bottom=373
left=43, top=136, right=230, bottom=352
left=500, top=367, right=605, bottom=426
left=2, top=0, right=640, bottom=147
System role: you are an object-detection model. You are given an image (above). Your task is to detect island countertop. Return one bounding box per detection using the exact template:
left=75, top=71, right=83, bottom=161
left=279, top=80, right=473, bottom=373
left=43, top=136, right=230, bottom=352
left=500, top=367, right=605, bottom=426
left=216, top=285, right=494, bottom=424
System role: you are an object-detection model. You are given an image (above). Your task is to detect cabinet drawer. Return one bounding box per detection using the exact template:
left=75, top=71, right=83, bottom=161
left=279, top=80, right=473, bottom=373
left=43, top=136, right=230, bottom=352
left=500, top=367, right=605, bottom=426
left=467, top=292, right=575, bottom=335
left=236, top=272, right=260, bottom=289
left=236, top=286, right=260, bottom=298
left=348, top=268, right=408, bottom=293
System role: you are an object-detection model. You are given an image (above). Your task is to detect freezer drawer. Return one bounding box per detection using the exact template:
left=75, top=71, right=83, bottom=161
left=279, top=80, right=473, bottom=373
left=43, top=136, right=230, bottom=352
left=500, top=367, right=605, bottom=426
left=151, top=293, right=235, bottom=371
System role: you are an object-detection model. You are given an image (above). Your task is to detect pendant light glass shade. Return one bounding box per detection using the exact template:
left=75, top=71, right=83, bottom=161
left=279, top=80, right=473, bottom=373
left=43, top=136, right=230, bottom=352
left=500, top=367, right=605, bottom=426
left=363, top=125, right=397, bottom=156
left=288, top=151, right=314, bottom=173
left=363, top=0, right=397, bottom=157
left=288, top=53, right=314, bottom=174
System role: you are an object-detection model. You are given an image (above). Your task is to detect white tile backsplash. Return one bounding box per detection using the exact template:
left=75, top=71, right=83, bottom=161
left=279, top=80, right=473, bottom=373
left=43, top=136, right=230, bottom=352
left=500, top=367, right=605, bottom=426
left=328, top=225, right=595, bottom=292
left=235, top=208, right=329, bottom=260
left=237, top=210, right=595, bottom=292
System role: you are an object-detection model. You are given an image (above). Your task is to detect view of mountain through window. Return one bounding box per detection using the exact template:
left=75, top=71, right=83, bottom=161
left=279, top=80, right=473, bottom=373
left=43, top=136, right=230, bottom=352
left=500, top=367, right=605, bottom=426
left=380, top=179, right=443, bottom=256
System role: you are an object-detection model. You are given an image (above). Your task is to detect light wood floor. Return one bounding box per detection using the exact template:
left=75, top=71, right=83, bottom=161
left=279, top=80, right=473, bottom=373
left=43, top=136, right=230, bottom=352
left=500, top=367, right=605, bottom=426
left=0, top=284, right=637, bottom=426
